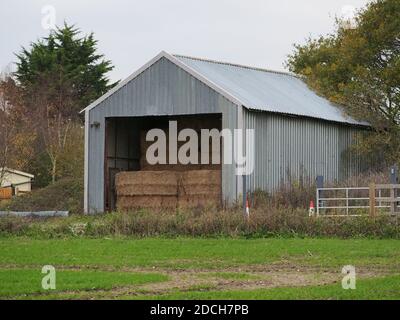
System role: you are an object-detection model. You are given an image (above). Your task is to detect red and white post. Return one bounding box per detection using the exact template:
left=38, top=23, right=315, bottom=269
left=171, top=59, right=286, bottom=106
left=309, top=200, right=315, bottom=217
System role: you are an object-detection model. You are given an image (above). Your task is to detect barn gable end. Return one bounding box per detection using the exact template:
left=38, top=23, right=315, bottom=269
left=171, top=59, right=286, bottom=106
left=85, top=55, right=239, bottom=213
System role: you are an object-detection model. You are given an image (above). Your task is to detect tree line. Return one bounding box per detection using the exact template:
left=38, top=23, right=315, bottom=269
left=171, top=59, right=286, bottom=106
left=0, top=23, right=117, bottom=187
left=287, top=0, right=400, bottom=169
left=1, top=0, right=399, bottom=190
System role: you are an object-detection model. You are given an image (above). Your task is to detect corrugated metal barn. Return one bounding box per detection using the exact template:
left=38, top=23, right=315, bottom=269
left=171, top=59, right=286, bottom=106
left=83, top=51, right=368, bottom=214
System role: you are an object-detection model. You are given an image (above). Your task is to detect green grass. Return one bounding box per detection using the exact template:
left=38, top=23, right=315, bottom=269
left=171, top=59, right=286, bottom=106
left=138, top=275, right=400, bottom=300
left=1, top=237, right=399, bottom=299
left=0, top=237, right=399, bottom=269
left=0, top=269, right=168, bottom=298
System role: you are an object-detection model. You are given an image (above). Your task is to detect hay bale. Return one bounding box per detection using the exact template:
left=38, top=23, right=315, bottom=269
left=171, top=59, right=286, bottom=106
left=178, top=170, right=221, bottom=205
left=115, top=171, right=178, bottom=207
left=178, top=184, right=220, bottom=196
left=117, top=195, right=178, bottom=211
left=115, top=171, right=177, bottom=186
left=115, top=170, right=221, bottom=210
left=117, top=184, right=177, bottom=196
left=181, top=170, right=220, bottom=185
left=178, top=195, right=221, bottom=208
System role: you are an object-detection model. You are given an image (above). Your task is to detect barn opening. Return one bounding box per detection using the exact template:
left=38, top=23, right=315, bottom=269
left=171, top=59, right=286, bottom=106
left=104, top=113, right=222, bottom=211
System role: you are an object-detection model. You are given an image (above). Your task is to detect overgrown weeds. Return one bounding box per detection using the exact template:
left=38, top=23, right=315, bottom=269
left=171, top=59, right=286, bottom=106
left=0, top=170, right=398, bottom=239
left=0, top=207, right=398, bottom=239
left=0, top=177, right=83, bottom=214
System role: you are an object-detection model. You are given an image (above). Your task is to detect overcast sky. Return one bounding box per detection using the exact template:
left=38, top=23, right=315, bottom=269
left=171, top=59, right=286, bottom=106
left=0, top=0, right=370, bottom=82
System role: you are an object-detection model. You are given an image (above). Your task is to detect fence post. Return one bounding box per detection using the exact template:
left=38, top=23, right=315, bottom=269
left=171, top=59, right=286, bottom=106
left=390, top=185, right=395, bottom=216
left=369, top=183, right=376, bottom=217
left=316, top=189, right=319, bottom=217
left=316, top=176, right=324, bottom=216
left=390, top=165, right=398, bottom=184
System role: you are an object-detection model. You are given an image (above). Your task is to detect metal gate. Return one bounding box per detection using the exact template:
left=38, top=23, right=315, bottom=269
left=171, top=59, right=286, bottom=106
left=315, top=184, right=400, bottom=217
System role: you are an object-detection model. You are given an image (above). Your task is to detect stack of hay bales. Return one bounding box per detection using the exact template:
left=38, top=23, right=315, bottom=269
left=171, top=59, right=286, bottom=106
left=115, top=171, right=178, bottom=210
left=115, top=170, right=221, bottom=211
left=177, top=170, right=221, bottom=207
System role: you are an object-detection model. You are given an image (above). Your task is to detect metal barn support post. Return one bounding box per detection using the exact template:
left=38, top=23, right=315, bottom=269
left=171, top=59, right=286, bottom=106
left=242, top=175, right=247, bottom=217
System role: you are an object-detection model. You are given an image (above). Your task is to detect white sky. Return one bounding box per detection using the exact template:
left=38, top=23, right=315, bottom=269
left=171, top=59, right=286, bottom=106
left=0, top=0, right=369, bottom=82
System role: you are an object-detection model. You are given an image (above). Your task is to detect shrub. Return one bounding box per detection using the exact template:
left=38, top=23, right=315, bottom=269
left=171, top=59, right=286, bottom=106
left=0, top=177, right=83, bottom=215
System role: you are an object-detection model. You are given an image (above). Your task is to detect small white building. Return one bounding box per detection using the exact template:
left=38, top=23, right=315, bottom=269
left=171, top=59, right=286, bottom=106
left=0, top=168, right=34, bottom=196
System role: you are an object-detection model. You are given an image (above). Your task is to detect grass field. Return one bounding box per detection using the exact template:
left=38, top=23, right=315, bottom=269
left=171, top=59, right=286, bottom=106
left=0, top=237, right=399, bottom=299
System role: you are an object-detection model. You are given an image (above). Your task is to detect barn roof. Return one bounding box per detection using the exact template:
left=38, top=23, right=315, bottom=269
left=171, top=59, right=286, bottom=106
left=83, top=51, right=367, bottom=126
left=174, top=55, right=367, bottom=126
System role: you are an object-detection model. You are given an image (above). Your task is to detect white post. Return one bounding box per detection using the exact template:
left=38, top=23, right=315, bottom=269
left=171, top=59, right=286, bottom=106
left=84, top=110, right=89, bottom=214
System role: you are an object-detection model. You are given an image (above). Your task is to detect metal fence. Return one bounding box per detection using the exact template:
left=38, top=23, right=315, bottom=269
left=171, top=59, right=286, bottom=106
left=314, top=184, right=400, bottom=217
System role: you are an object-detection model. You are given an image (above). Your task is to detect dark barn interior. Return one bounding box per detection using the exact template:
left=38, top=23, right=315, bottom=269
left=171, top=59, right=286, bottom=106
left=104, top=114, right=222, bottom=211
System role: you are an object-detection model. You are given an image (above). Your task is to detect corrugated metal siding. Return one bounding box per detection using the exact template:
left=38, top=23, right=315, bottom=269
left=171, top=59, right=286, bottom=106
left=175, top=55, right=367, bottom=126
left=92, top=57, right=234, bottom=117
left=87, top=54, right=367, bottom=213
left=244, top=109, right=362, bottom=193
left=88, top=57, right=238, bottom=213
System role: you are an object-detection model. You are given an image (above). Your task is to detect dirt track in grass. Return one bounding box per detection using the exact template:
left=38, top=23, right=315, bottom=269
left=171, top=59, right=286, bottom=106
left=1, top=237, right=399, bottom=299
left=2, top=263, right=393, bottom=299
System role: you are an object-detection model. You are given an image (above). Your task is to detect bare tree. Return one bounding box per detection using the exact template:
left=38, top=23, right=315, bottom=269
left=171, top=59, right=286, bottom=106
left=0, top=76, right=16, bottom=185
left=43, top=114, right=73, bottom=184
left=28, top=73, right=77, bottom=184
left=0, top=74, right=37, bottom=185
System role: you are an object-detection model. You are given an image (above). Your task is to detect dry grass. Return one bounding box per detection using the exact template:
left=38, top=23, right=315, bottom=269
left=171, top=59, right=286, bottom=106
left=1, top=206, right=398, bottom=239
left=0, top=170, right=398, bottom=239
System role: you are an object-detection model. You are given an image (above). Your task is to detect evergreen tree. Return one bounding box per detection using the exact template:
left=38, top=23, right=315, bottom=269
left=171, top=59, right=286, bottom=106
left=15, top=22, right=117, bottom=119
left=13, top=23, right=117, bottom=183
